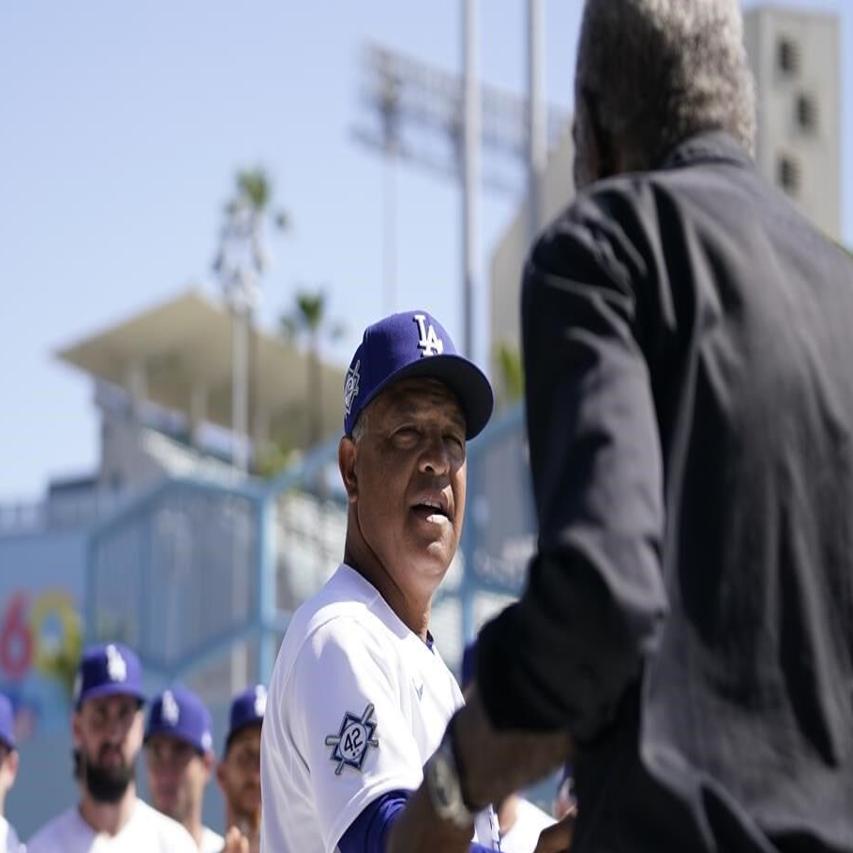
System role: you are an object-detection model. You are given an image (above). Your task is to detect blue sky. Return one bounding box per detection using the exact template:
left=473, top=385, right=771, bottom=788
left=0, top=0, right=849, bottom=501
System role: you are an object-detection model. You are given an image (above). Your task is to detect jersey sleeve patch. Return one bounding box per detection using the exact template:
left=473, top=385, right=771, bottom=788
left=324, top=703, right=379, bottom=775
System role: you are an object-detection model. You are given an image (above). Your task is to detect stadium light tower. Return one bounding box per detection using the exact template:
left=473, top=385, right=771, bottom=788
left=353, top=5, right=566, bottom=362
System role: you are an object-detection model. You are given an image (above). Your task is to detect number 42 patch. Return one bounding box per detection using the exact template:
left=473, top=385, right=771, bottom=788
left=325, top=703, right=379, bottom=775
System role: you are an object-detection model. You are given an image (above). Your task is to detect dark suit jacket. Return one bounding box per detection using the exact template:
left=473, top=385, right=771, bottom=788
left=477, top=132, right=853, bottom=851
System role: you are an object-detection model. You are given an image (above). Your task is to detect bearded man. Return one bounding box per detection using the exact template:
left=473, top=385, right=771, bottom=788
left=28, top=643, right=196, bottom=853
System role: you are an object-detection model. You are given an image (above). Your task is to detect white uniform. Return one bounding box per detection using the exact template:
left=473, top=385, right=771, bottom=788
left=200, top=826, right=223, bottom=852
left=27, top=799, right=197, bottom=853
left=499, top=798, right=555, bottom=853
left=261, top=564, right=498, bottom=853
left=0, top=816, right=25, bottom=853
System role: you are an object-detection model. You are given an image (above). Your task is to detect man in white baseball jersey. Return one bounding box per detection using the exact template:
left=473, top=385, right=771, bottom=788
left=261, top=310, right=497, bottom=853
left=27, top=643, right=197, bottom=853
left=145, top=686, right=223, bottom=852
left=0, top=694, right=24, bottom=853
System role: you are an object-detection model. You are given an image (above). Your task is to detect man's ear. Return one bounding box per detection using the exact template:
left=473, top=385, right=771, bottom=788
left=3, top=749, right=19, bottom=785
left=202, top=750, right=215, bottom=778
left=339, top=437, right=358, bottom=503
left=574, top=86, right=620, bottom=187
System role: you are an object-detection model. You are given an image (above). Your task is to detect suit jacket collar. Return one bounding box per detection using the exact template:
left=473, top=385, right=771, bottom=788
left=661, top=130, right=754, bottom=171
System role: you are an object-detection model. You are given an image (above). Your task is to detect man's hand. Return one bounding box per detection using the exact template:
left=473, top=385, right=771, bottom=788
left=387, top=686, right=573, bottom=853
left=223, top=826, right=249, bottom=853
left=386, top=782, right=474, bottom=853
left=454, top=686, right=573, bottom=808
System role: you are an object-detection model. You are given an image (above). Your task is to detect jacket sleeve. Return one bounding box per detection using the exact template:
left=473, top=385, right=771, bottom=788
left=477, top=200, right=668, bottom=741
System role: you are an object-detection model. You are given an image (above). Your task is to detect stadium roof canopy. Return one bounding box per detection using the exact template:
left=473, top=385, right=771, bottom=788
left=56, top=289, right=345, bottom=447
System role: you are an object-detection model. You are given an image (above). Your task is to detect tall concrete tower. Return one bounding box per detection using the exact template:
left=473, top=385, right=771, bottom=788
left=743, top=6, right=841, bottom=240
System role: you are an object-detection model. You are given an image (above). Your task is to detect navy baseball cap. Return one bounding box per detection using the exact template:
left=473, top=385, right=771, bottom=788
left=343, top=310, right=494, bottom=440
left=146, top=686, right=214, bottom=755
left=73, top=642, right=145, bottom=709
left=0, top=693, right=15, bottom=751
left=225, top=684, right=266, bottom=750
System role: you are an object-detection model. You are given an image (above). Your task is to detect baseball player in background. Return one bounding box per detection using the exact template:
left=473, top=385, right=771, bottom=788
left=27, top=643, right=196, bottom=852
left=0, top=694, right=24, bottom=853
left=260, top=310, right=499, bottom=852
left=217, top=685, right=265, bottom=853
left=145, top=686, right=223, bottom=852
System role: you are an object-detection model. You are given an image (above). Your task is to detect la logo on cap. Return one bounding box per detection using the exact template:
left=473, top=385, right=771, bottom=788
left=162, top=691, right=180, bottom=725
left=414, top=314, right=444, bottom=357
left=344, top=359, right=360, bottom=415
left=105, top=644, right=127, bottom=683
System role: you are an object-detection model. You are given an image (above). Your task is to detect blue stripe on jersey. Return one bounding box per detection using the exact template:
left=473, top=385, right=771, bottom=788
left=338, top=789, right=496, bottom=853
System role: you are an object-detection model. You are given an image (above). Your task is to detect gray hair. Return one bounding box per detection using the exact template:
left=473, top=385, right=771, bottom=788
left=350, top=408, right=369, bottom=443
left=576, top=0, right=756, bottom=174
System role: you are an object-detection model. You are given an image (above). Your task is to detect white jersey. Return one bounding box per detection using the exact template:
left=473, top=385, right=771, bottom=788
left=499, top=798, right=555, bottom=853
left=27, top=799, right=197, bottom=853
left=0, top=816, right=25, bottom=853
left=261, top=564, right=498, bottom=853
left=200, top=826, right=223, bottom=852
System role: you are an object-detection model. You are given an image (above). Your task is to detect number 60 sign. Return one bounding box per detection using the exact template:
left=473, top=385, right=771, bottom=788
left=0, top=590, right=81, bottom=682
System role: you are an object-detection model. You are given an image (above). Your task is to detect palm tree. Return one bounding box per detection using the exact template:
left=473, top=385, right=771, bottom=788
left=213, top=168, right=289, bottom=470
left=213, top=168, right=289, bottom=295
left=280, top=289, right=344, bottom=447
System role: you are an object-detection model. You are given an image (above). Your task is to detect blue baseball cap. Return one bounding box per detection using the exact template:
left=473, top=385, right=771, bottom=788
left=0, top=694, right=15, bottom=750
left=343, top=310, right=494, bottom=440
left=146, top=686, right=213, bottom=755
left=225, top=684, right=266, bottom=750
left=73, top=643, right=145, bottom=709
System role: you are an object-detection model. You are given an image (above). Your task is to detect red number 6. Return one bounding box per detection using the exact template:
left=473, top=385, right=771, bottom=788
left=0, top=594, right=34, bottom=679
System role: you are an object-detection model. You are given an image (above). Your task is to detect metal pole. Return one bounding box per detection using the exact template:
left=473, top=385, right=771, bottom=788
left=462, top=0, right=479, bottom=361
left=383, top=149, right=398, bottom=314
left=461, top=0, right=480, bottom=652
left=528, top=0, right=546, bottom=241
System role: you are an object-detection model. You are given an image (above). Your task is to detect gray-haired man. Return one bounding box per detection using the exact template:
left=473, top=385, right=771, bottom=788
left=390, top=1, right=853, bottom=851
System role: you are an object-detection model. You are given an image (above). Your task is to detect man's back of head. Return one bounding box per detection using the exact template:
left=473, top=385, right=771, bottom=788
left=574, top=0, right=756, bottom=187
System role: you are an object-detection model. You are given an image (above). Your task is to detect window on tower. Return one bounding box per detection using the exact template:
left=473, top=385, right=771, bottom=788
left=777, top=37, right=800, bottom=76
left=796, top=93, right=817, bottom=133
left=777, top=154, right=802, bottom=196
